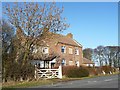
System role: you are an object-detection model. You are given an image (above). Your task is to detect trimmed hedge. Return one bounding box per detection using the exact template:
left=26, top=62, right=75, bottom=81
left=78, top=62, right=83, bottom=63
left=62, top=66, right=89, bottom=78
left=93, top=66, right=117, bottom=75
left=62, top=65, right=117, bottom=78
left=83, top=66, right=98, bottom=76
left=101, top=66, right=116, bottom=74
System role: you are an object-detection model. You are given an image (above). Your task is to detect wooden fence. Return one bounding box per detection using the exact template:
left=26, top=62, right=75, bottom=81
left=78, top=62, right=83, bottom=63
left=35, top=65, right=62, bottom=79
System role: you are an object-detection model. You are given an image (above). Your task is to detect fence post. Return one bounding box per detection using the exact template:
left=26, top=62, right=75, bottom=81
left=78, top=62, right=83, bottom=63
left=34, top=65, right=37, bottom=80
left=102, top=70, right=106, bottom=75
left=58, top=65, right=62, bottom=79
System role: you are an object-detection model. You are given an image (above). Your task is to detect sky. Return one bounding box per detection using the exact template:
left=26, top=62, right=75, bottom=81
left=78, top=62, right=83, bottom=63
left=59, top=2, right=118, bottom=49
left=1, top=1, right=118, bottom=49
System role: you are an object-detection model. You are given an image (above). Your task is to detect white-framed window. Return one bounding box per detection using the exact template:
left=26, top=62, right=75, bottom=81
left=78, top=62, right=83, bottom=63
left=75, top=48, right=79, bottom=55
left=61, top=46, right=66, bottom=53
left=69, top=60, right=73, bottom=65
left=86, top=64, right=89, bottom=66
left=75, top=60, right=79, bottom=67
left=32, top=46, right=37, bottom=53
left=86, top=64, right=93, bottom=67
left=61, top=59, right=66, bottom=66
left=42, top=47, right=49, bottom=54
left=69, top=48, right=73, bottom=54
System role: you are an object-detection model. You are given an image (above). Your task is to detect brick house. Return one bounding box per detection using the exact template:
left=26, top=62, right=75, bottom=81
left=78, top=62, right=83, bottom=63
left=48, top=33, right=83, bottom=68
left=31, top=33, right=94, bottom=69
left=16, top=28, right=94, bottom=69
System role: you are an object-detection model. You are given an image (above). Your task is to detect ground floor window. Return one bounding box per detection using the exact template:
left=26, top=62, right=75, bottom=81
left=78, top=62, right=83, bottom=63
left=61, top=59, right=66, bottom=66
left=35, top=61, right=44, bottom=68
left=30, top=60, right=49, bottom=69
left=51, top=63, right=55, bottom=68
left=75, top=60, right=79, bottom=67
left=69, top=60, right=73, bottom=65
left=50, top=59, right=56, bottom=68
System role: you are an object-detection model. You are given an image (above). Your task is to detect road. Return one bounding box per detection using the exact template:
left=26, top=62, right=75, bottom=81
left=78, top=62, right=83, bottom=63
left=36, top=74, right=119, bottom=88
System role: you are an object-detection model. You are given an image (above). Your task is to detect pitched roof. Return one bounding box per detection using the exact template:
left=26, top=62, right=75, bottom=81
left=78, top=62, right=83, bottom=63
left=48, top=33, right=82, bottom=47
left=83, top=58, right=94, bottom=64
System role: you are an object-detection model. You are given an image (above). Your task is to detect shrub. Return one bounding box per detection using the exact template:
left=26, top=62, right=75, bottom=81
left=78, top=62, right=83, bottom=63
left=95, top=67, right=103, bottom=74
left=2, top=61, right=35, bottom=82
left=78, top=67, right=89, bottom=77
left=82, top=67, right=98, bottom=76
left=62, top=66, right=89, bottom=78
left=101, top=66, right=112, bottom=74
left=93, top=66, right=117, bottom=75
left=62, top=66, right=76, bottom=76
left=20, top=63, right=35, bottom=81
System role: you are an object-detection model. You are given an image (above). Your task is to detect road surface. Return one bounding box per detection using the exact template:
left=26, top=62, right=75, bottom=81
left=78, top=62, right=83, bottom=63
left=35, top=74, right=119, bottom=88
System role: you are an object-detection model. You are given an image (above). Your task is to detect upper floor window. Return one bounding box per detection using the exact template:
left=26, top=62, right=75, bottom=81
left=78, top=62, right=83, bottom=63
left=61, top=46, right=66, bottom=53
left=69, top=48, right=73, bottom=54
left=42, top=47, right=49, bottom=54
left=75, top=48, right=79, bottom=55
left=32, top=46, right=37, bottom=53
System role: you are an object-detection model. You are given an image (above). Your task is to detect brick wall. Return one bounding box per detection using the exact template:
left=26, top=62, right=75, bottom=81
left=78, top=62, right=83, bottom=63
left=49, top=42, right=83, bottom=67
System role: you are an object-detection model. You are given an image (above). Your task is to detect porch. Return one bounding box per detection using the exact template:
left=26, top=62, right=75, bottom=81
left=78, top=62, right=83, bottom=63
left=30, top=59, right=57, bottom=69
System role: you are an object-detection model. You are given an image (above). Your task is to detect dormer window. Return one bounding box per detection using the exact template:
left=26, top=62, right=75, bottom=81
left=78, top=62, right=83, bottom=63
left=75, top=48, right=79, bottom=55
left=61, top=46, right=66, bottom=53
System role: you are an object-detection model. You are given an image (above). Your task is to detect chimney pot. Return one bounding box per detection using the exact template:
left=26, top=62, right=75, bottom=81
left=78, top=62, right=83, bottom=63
left=66, top=33, right=73, bottom=38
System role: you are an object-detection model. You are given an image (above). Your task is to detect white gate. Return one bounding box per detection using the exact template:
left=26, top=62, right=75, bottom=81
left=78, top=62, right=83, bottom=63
left=35, top=65, right=62, bottom=79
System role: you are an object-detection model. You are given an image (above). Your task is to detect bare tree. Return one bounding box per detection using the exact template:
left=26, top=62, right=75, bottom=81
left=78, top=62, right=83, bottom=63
left=106, top=46, right=119, bottom=67
left=93, top=46, right=105, bottom=66
left=93, top=46, right=120, bottom=67
left=2, top=19, right=16, bottom=82
left=83, top=48, right=93, bottom=60
left=3, top=2, right=69, bottom=66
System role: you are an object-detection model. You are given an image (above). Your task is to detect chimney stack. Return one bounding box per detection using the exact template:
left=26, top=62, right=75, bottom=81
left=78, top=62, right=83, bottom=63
left=66, top=33, right=73, bottom=38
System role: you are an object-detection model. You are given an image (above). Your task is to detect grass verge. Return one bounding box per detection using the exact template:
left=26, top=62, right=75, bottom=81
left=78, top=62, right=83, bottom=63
left=2, top=72, right=119, bottom=89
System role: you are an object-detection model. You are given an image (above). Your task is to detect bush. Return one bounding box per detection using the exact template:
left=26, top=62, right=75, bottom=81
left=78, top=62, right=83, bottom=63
left=84, top=67, right=98, bottom=76
left=20, top=63, right=35, bottom=81
left=101, top=66, right=114, bottom=74
left=62, top=66, right=89, bottom=78
left=2, top=61, right=35, bottom=82
left=93, top=66, right=117, bottom=75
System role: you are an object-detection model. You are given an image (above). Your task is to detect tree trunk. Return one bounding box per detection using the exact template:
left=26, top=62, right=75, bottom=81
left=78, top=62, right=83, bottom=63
left=22, top=52, right=28, bottom=66
left=22, top=46, right=30, bottom=66
left=109, top=58, right=112, bottom=67
left=2, top=67, right=7, bottom=83
left=22, top=41, right=32, bottom=66
left=20, top=77, right=23, bottom=81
